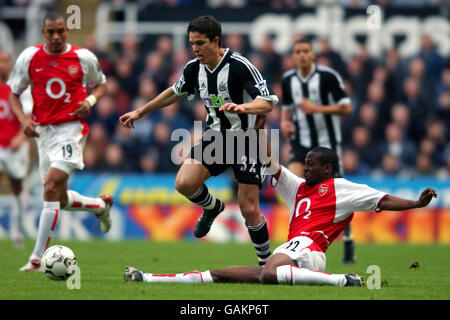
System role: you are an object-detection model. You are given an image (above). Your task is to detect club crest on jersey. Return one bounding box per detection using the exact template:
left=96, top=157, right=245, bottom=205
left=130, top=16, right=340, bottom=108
left=318, top=184, right=328, bottom=196
left=68, top=65, right=79, bottom=77
left=218, top=81, right=227, bottom=91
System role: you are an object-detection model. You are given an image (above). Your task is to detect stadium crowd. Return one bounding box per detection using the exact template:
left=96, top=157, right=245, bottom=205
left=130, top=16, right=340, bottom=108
left=78, top=31, right=449, bottom=180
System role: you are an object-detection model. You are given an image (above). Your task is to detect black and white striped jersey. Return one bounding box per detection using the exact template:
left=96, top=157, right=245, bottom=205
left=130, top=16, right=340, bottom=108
left=173, top=48, right=278, bottom=131
left=281, top=63, right=350, bottom=150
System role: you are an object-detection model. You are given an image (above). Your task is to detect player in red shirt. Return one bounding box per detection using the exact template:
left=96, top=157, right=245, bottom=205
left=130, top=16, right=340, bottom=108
left=0, top=50, right=30, bottom=248
left=8, top=11, right=113, bottom=271
left=124, top=147, right=437, bottom=286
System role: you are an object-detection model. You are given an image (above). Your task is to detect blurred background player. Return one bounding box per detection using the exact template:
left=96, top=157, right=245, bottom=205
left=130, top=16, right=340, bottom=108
left=124, top=147, right=437, bottom=286
left=7, top=11, right=113, bottom=271
left=0, top=50, right=29, bottom=248
left=280, top=38, right=355, bottom=264
left=120, top=16, right=279, bottom=266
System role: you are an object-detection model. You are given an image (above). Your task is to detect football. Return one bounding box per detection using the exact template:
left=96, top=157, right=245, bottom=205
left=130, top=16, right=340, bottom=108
left=41, top=245, right=77, bottom=281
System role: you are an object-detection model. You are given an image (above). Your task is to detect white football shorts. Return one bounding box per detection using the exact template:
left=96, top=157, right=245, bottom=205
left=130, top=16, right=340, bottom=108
left=0, top=140, right=30, bottom=179
left=35, top=121, right=87, bottom=181
left=273, top=236, right=326, bottom=272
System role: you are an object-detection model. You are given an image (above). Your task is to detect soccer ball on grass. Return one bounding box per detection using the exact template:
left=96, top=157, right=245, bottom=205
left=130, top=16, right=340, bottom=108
left=41, top=245, right=77, bottom=281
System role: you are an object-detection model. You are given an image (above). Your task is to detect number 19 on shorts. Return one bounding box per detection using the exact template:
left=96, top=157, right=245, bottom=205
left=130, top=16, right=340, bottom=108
left=61, top=144, right=73, bottom=159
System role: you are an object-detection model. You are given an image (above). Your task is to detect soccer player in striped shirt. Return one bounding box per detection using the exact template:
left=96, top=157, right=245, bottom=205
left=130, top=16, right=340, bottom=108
left=120, top=15, right=278, bottom=266
left=124, top=147, right=437, bottom=287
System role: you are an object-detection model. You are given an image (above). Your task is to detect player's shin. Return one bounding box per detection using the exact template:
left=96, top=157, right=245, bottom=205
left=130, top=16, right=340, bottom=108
left=276, top=265, right=346, bottom=286
left=187, top=184, right=218, bottom=210
left=247, top=216, right=271, bottom=266
left=63, top=190, right=105, bottom=214
left=30, top=201, right=60, bottom=260
left=141, top=270, right=213, bottom=283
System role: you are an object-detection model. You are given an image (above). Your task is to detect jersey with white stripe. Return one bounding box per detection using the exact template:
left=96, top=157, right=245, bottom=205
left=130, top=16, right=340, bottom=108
left=172, top=48, right=278, bottom=131
left=271, top=165, right=386, bottom=252
left=281, top=64, right=350, bottom=150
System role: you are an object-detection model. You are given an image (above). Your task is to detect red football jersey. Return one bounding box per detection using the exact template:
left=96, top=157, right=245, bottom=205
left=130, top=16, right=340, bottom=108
left=7, top=44, right=105, bottom=128
left=271, top=166, right=387, bottom=252
left=0, top=83, right=21, bottom=147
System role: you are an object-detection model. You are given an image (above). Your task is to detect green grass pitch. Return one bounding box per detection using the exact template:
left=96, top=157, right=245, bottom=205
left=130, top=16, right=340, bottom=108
left=0, top=239, right=448, bottom=300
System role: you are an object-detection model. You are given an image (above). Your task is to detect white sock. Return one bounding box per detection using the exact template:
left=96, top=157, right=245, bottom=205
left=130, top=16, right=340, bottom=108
left=142, top=270, right=213, bottom=283
left=10, top=193, right=25, bottom=240
left=64, top=190, right=105, bottom=214
left=276, top=265, right=346, bottom=286
left=30, top=201, right=60, bottom=260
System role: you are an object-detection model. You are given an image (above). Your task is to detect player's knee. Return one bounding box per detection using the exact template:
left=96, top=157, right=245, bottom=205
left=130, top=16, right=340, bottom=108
left=43, top=178, right=60, bottom=200
left=239, top=199, right=259, bottom=221
left=259, top=268, right=277, bottom=284
left=174, top=176, right=197, bottom=196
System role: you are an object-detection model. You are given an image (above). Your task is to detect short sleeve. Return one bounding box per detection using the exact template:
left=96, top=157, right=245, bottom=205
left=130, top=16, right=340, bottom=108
left=271, top=165, right=304, bottom=212
left=172, top=59, right=198, bottom=100
left=335, top=178, right=387, bottom=215
left=325, top=70, right=350, bottom=106
left=75, top=48, right=106, bottom=86
left=232, top=54, right=278, bottom=106
left=7, top=46, right=38, bottom=95
left=281, top=75, right=294, bottom=109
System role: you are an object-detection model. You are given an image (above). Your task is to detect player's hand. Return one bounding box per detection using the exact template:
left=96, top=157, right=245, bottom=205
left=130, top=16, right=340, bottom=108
left=219, top=103, right=245, bottom=113
left=76, top=100, right=92, bottom=118
left=20, top=116, right=39, bottom=138
left=299, top=100, right=316, bottom=115
left=281, top=120, right=296, bottom=139
left=119, top=110, right=141, bottom=129
left=416, top=188, right=438, bottom=208
left=9, top=133, right=25, bottom=151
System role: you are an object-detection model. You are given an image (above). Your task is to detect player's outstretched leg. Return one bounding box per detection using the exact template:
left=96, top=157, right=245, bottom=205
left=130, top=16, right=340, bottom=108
left=64, top=190, right=113, bottom=233
left=342, top=225, right=355, bottom=264
left=123, top=264, right=363, bottom=287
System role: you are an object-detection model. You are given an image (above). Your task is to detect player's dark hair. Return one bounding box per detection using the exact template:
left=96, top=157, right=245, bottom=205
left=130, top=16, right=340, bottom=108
left=292, top=38, right=312, bottom=50
left=187, top=16, right=222, bottom=46
left=43, top=11, right=65, bottom=26
left=310, top=147, right=340, bottom=178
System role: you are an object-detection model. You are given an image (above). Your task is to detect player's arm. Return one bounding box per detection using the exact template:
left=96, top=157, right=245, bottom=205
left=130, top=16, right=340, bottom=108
left=300, top=100, right=352, bottom=116
left=300, top=70, right=352, bottom=116
left=281, top=108, right=295, bottom=139
left=9, top=93, right=39, bottom=138
left=377, top=188, right=438, bottom=211
left=219, top=97, right=273, bottom=115
left=120, top=87, right=182, bottom=129
left=76, top=82, right=107, bottom=118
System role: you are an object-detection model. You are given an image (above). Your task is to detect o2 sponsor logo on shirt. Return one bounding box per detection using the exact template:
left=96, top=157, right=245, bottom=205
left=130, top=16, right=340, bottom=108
left=46, top=77, right=71, bottom=103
